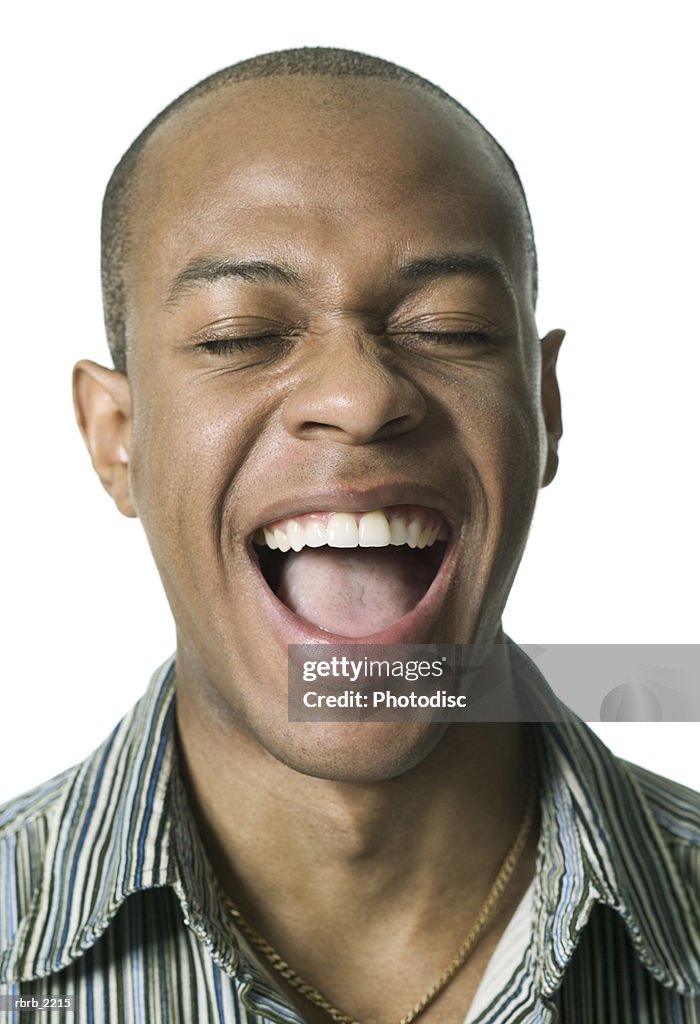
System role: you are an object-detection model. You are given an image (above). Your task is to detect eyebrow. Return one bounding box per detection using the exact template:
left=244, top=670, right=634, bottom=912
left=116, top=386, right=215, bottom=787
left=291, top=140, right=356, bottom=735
left=165, top=250, right=513, bottom=306
left=397, top=252, right=514, bottom=294
left=166, top=257, right=302, bottom=304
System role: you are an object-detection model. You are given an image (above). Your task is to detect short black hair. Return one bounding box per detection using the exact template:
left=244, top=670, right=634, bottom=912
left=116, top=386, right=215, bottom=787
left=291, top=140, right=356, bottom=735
left=102, top=46, right=537, bottom=372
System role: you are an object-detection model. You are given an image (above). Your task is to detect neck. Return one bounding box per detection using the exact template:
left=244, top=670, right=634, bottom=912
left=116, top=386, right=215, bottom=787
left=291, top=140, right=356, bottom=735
left=176, top=683, right=531, bottom=937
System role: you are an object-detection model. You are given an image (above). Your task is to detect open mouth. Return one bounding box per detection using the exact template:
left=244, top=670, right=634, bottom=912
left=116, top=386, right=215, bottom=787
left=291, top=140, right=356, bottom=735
left=251, top=504, right=449, bottom=638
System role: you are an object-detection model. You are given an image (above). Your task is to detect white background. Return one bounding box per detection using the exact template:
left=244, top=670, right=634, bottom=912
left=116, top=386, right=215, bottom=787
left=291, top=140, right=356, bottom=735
left=1, top=0, right=698, bottom=803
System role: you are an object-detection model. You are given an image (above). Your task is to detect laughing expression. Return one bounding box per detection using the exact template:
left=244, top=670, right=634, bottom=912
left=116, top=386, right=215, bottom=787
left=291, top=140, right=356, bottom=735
left=87, top=77, right=562, bottom=779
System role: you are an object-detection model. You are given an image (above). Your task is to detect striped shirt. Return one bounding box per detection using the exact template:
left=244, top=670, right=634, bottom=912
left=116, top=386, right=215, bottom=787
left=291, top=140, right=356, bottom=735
left=465, top=881, right=534, bottom=1021
left=1, top=650, right=700, bottom=1022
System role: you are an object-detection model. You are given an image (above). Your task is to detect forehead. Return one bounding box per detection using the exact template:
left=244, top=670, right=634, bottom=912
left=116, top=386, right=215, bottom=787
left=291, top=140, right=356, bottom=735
left=126, top=78, right=531, bottom=317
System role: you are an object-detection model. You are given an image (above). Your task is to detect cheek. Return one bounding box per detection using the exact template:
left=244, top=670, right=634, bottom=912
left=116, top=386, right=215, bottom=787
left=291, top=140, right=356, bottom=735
left=447, top=367, right=542, bottom=481
left=127, top=383, right=251, bottom=541
left=126, top=364, right=294, bottom=586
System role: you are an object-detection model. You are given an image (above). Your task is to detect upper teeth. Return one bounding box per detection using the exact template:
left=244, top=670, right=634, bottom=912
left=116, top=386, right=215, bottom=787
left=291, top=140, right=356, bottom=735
left=254, top=508, right=448, bottom=553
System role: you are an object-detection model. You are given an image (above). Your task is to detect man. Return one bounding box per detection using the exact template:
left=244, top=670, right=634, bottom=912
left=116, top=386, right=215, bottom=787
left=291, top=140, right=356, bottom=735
left=1, top=47, right=699, bottom=1023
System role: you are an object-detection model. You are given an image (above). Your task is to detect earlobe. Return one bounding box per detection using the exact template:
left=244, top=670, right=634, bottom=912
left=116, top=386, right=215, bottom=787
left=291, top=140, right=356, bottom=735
left=540, top=329, right=565, bottom=487
left=72, top=360, right=137, bottom=518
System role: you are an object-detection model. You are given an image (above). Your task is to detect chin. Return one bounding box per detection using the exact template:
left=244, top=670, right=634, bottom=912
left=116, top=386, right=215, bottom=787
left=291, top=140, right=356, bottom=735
left=257, top=718, right=450, bottom=784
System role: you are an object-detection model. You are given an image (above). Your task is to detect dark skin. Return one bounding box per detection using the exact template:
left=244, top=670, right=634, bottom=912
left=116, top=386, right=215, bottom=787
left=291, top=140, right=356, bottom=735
left=74, top=77, right=563, bottom=1022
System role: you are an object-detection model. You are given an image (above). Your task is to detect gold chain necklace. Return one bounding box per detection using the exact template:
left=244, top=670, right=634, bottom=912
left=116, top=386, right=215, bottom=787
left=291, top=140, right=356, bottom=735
left=226, top=769, right=537, bottom=1024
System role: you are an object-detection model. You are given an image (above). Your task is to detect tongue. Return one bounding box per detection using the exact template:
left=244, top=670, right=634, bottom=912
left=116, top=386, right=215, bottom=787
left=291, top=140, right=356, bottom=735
left=276, top=547, right=433, bottom=638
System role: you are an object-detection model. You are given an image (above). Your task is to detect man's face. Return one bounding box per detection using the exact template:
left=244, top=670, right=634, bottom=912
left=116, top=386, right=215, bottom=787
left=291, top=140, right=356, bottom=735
left=81, top=78, right=562, bottom=780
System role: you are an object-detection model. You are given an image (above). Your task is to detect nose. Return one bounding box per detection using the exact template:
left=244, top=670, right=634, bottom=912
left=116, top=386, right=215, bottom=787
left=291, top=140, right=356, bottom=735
left=281, top=332, right=426, bottom=445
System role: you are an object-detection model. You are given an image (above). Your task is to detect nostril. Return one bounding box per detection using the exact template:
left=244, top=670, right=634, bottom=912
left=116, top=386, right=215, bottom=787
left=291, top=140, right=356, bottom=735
left=295, top=411, right=421, bottom=445
left=375, top=413, right=417, bottom=439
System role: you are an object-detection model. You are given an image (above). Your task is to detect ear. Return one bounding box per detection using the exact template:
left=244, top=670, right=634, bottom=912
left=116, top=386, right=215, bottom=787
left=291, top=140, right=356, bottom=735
left=540, top=329, right=565, bottom=487
left=73, top=360, right=137, bottom=517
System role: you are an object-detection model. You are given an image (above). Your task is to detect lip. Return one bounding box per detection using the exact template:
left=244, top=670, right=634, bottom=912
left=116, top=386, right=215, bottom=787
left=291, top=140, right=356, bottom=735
left=244, top=482, right=460, bottom=647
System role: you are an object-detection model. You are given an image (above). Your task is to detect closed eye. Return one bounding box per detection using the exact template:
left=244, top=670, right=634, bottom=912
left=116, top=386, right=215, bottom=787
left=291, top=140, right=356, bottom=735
left=195, top=334, right=289, bottom=354
left=408, top=330, right=495, bottom=345
left=387, top=309, right=503, bottom=351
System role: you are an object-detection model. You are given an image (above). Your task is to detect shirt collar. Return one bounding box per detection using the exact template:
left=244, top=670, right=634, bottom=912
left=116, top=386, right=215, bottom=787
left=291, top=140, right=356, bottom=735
left=511, top=645, right=700, bottom=999
left=4, top=649, right=700, bottom=1002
